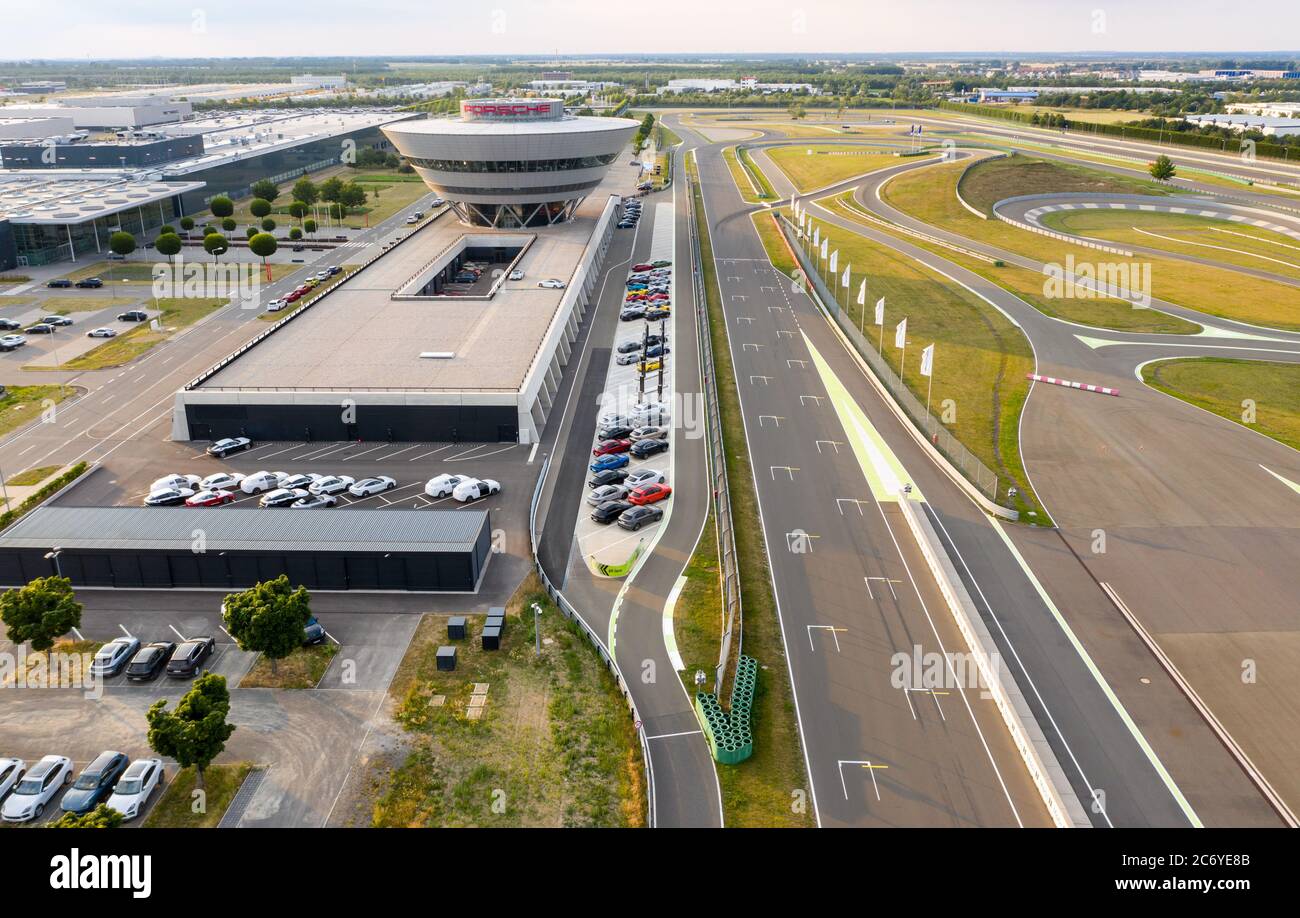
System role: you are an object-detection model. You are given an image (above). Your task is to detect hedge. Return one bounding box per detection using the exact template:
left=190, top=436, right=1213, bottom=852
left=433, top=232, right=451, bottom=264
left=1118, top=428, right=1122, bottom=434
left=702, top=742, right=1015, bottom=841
left=0, top=462, right=89, bottom=532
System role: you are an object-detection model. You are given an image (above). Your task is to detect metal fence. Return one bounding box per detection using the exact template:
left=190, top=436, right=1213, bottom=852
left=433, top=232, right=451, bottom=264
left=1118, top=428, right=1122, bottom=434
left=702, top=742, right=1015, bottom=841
left=687, top=161, right=743, bottom=695
left=777, top=214, right=1003, bottom=501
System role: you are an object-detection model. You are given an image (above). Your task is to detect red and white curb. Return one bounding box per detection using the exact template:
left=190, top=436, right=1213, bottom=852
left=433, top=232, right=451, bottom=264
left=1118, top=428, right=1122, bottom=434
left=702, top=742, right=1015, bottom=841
left=1026, top=373, right=1119, bottom=396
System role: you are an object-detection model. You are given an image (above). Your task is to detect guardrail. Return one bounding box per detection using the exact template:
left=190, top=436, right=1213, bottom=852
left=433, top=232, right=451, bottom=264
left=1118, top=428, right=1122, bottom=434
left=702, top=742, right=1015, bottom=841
left=778, top=214, right=1014, bottom=513
left=528, top=453, right=654, bottom=827
left=834, top=191, right=1001, bottom=265
left=687, top=156, right=743, bottom=696
left=992, top=206, right=1134, bottom=258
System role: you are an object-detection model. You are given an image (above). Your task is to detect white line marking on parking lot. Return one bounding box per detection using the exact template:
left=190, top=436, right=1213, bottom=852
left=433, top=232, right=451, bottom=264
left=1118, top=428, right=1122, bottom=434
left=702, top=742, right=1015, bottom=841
left=408, top=444, right=453, bottom=462
left=528, top=442, right=539, bottom=464
left=119, top=624, right=134, bottom=638
left=340, top=445, right=386, bottom=461
left=169, top=624, right=187, bottom=642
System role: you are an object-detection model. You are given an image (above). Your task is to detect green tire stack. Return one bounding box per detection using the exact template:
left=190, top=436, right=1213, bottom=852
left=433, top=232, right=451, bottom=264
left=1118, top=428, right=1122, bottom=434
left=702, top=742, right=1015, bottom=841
left=695, top=655, right=757, bottom=765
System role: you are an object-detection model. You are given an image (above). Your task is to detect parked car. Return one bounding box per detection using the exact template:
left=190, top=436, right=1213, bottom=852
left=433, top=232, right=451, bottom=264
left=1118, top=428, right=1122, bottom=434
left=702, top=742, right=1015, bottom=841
left=185, top=489, right=236, bottom=507
left=590, top=453, right=630, bottom=473
left=291, top=493, right=337, bottom=509
left=349, top=476, right=397, bottom=497
left=637, top=359, right=663, bottom=374
left=630, top=425, right=668, bottom=441
left=586, top=483, right=629, bottom=505
left=165, top=637, right=216, bottom=678
left=537, top=278, right=566, bottom=289
left=303, top=616, right=326, bottom=645
left=626, top=468, right=667, bottom=487
left=74, top=277, right=104, bottom=289
left=425, top=474, right=469, bottom=498
left=617, top=220, right=637, bottom=229
left=632, top=263, right=655, bottom=273
left=507, top=270, right=524, bottom=280
left=265, top=298, right=289, bottom=313
left=615, top=351, right=641, bottom=365
left=144, top=486, right=195, bottom=507
left=588, top=468, right=629, bottom=488
left=89, top=636, right=140, bottom=678
left=618, top=505, right=664, bottom=531
left=452, top=478, right=500, bottom=503
left=87, top=327, right=118, bottom=338
left=259, top=487, right=309, bottom=508
left=620, top=306, right=646, bottom=321
left=629, top=483, right=673, bottom=505
left=0, top=758, right=24, bottom=803
left=631, top=438, right=670, bottom=459
left=41, top=315, right=74, bottom=327
left=200, top=471, right=245, bottom=491
left=206, top=437, right=251, bottom=458
left=240, top=471, right=280, bottom=494
left=1, top=755, right=71, bottom=822
left=276, top=473, right=319, bottom=491
left=645, top=308, right=671, bottom=322
left=592, top=438, right=632, bottom=457
left=105, top=758, right=163, bottom=821
left=597, top=424, right=635, bottom=440
left=645, top=343, right=670, bottom=358
left=0, top=318, right=20, bottom=331
left=309, top=475, right=354, bottom=496
left=26, top=323, right=55, bottom=335
left=0, top=334, right=26, bottom=351
left=616, top=339, right=645, bottom=354
left=591, top=499, right=634, bottom=524
left=151, top=473, right=200, bottom=492
left=46, top=279, right=73, bottom=288
left=118, top=310, right=149, bottom=322
left=60, top=751, right=130, bottom=815
left=125, top=642, right=175, bottom=682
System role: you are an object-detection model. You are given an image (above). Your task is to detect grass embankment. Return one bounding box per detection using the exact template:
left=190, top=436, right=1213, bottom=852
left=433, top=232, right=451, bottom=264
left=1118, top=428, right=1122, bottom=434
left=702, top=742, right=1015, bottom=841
left=690, top=159, right=813, bottom=827
left=672, top=512, right=723, bottom=692
left=0, top=386, right=75, bottom=438
left=1142, top=358, right=1300, bottom=454
left=369, top=574, right=645, bottom=828
left=143, top=763, right=254, bottom=828
left=29, top=297, right=226, bottom=372
left=723, top=146, right=777, bottom=203
left=239, top=643, right=339, bottom=689
left=1039, top=209, right=1300, bottom=283
left=5, top=465, right=60, bottom=487
left=57, top=261, right=300, bottom=284
left=38, top=296, right=137, bottom=314
left=766, top=145, right=924, bottom=193
left=776, top=206, right=1048, bottom=519
left=889, top=155, right=1300, bottom=330
left=824, top=191, right=1201, bottom=335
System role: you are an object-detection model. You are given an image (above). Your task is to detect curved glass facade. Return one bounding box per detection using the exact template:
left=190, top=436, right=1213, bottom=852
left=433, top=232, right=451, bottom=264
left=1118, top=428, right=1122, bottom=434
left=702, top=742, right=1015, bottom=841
left=406, top=152, right=619, bottom=173
left=421, top=179, right=596, bottom=197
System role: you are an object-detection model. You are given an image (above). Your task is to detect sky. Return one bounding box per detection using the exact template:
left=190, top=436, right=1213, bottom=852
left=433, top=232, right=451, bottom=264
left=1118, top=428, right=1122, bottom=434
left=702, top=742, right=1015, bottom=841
left=5, top=0, right=1299, bottom=60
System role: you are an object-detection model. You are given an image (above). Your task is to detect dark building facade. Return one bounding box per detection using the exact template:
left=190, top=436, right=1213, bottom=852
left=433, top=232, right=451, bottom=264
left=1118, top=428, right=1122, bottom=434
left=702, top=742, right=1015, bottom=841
left=0, top=135, right=204, bottom=170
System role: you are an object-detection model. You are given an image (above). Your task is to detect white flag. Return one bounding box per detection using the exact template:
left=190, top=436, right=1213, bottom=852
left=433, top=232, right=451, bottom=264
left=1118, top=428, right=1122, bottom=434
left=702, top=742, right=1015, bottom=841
left=919, top=343, right=934, bottom=377
left=820, top=238, right=828, bottom=260
left=792, top=197, right=800, bottom=217
left=841, top=264, right=850, bottom=288
left=874, top=296, right=885, bottom=326
left=829, top=249, right=838, bottom=273
left=895, top=317, right=907, bottom=349
left=798, top=211, right=806, bottom=230
left=813, top=226, right=820, bottom=246
left=856, top=278, right=867, bottom=306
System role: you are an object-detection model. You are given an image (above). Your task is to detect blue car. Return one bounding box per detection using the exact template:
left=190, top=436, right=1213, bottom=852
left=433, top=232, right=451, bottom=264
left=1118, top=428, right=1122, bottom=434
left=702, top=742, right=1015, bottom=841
left=590, top=453, right=631, bottom=473
left=626, top=283, right=647, bottom=291
left=60, top=751, right=129, bottom=815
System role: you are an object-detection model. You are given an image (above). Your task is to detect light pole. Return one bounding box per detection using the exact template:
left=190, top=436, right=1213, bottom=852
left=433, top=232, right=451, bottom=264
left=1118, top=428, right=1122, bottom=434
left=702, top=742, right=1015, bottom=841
left=531, top=602, right=543, bottom=657
left=44, top=548, right=63, bottom=578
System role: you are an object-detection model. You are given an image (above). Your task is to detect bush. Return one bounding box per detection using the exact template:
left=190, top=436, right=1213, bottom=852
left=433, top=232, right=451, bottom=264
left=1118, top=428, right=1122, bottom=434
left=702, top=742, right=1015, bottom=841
left=261, top=217, right=276, bottom=232
left=0, top=462, right=89, bottom=532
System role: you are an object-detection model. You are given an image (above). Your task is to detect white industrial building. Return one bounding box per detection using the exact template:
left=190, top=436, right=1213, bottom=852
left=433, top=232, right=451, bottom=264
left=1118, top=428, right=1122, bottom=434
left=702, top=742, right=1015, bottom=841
left=1182, top=113, right=1300, bottom=137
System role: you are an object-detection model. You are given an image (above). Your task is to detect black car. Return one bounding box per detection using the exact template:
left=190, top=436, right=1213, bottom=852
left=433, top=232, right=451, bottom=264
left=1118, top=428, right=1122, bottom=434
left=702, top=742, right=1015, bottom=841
left=588, top=468, right=630, bottom=488
left=46, top=279, right=73, bottom=288
left=591, top=499, right=633, bottom=524
left=206, top=436, right=252, bottom=458
left=631, top=437, right=670, bottom=459
left=616, top=340, right=644, bottom=354
left=617, top=505, right=664, bottom=531
left=165, top=637, right=215, bottom=678
left=59, top=751, right=129, bottom=815
left=617, top=221, right=636, bottom=229
left=26, top=323, right=55, bottom=334
left=598, top=424, right=635, bottom=440
left=0, top=319, right=20, bottom=331
left=645, top=308, right=671, bottom=321
left=620, top=307, right=645, bottom=321
left=118, top=310, right=148, bottom=322
left=125, top=642, right=176, bottom=682
left=74, top=278, right=104, bottom=289
left=144, top=488, right=190, bottom=507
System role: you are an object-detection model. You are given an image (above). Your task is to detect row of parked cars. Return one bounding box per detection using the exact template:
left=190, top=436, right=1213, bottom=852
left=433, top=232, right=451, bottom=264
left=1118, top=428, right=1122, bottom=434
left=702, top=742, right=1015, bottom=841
left=144, top=470, right=400, bottom=509
left=265, top=265, right=343, bottom=313
left=587, top=393, right=673, bottom=530
left=0, top=308, right=150, bottom=351
left=1, top=752, right=163, bottom=823
left=617, top=197, right=642, bottom=230
left=621, top=261, right=672, bottom=323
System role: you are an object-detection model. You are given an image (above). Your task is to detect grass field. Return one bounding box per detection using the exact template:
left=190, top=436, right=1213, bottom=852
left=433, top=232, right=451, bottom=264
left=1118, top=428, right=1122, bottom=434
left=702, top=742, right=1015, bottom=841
left=1026, top=106, right=1153, bottom=126
left=729, top=146, right=777, bottom=201
left=958, top=154, right=1169, bottom=215
left=4, top=465, right=60, bottom=487
left=0, top=385, right=75, bottom=438
left=824, top=191, right=1202, bottom=335
left=239, top=643, right=339, bottom=689
left=368, top=574, right=645, bottom=828
left=722, top=146, right=764, bottom=203
left=40, top=295, right=137, bottom=313
left=143, top=763, right=253, bottom=828
left=1142, top=357, right=1300, bottom=454
left=885, top=156, right=1300, bottom=330
left=672, top=512, right=724, bottom=693
left=1038, top=209, right=1300, bottom=283
left=58, top=260, right=301, bottom=284
left=28, top=297, right=225, bottom=372
left=692, top=160, right=815, bottom=827
left=766, top=145, right=924, bottom=193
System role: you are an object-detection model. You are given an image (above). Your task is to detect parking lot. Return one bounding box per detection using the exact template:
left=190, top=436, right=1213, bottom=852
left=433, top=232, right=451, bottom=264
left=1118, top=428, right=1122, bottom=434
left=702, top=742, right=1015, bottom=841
left=0, top=296, right=158, bottom=367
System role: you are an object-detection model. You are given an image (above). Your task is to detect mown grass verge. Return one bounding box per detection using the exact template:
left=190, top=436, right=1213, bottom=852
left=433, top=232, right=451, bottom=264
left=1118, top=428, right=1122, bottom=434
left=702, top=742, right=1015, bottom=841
left=143, top=763, right=254, bottom=828
left=1141, top=357, right=1300, bottom=454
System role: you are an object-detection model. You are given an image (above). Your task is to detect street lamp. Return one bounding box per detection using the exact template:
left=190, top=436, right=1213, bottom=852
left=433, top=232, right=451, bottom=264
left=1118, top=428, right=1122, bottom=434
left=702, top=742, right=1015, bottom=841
left=44, top=548, right=63, bottom=578
left=531, top=602, right=543, bottom=656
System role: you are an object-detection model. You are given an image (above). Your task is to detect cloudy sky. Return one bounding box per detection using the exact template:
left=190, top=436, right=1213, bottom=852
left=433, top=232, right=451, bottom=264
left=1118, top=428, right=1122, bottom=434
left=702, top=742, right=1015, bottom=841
left=5, top=0, right=1298, bottom=59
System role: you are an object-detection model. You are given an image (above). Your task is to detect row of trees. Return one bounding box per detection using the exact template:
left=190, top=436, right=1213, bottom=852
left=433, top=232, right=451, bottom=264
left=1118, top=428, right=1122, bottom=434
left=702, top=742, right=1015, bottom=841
left=1, top=574, right=317, bottom=827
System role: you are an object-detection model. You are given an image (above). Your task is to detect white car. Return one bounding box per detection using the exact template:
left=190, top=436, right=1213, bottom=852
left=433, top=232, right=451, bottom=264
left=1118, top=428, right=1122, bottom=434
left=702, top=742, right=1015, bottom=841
left=151, top=473, right=201, bottom=493
left=265, top=298, right=289, bottom=313
left=508, top=269, right=524, bottom=280
left=349, top=476, right=397, bottom=497
left=626, top=468, right=667, bottom=487
left=1, top=754, right=70, bottom=823
left=308, top=475, right=354, bottom=496
left=0, top=334, right=27, bottom=350
left=537, top=278, right=566, bottom=289
left=240, top=471, right=281, bottom=494
left=276, top=472, right=320, bottom=491
left=424, top=474, right=469, bottom=498
left=87, top=327, right=117, bottom=338
left=452, top=477, right=500, bottom=503
left=597, top=412, right=631, bottom=429
left=105, top=758, right=163, bottom=821
left=587, top=483, right=628, bottom=505
left=89, top=636, right=140, bottom=677
left=615, top=352, right=641, bottom=366
left=0, top=758, right=24, bottom=804
left=631, top=425, right=668, bottom=441
left=259, top=487, right=309, bottom=508
left=200, top=471, right=245, bottom=492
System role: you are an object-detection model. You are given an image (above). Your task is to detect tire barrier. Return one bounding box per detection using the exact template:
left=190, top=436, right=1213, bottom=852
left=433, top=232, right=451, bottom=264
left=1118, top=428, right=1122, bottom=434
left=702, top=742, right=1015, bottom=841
left=696, top=654, right=758, bottom=765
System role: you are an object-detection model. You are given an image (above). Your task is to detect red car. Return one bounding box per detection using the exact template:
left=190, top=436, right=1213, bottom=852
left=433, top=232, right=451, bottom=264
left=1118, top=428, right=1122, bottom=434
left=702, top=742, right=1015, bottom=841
left=628, top=483, right=672, bottom=505
left=185, top=489, right=236, bottom=507
left=592, top=438, right=633, bottom=457
left=632, top=263, right=654, bottom=272
left=284, top=290, right=304, bottom=302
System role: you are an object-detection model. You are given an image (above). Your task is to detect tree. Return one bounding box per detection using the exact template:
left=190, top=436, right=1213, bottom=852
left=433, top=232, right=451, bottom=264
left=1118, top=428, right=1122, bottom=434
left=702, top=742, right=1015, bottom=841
left=146, top=673, right=235, bottom=790
left=291, top=178, right=318, bottom=206
left=221, top=217, right=236, bottom=232
left=209, top=195, right=234, bottom=218
left=154, top=232, right=183, bottom=262
left=319, top=177, right=344, bottom=204
left=0, top=577, right=82, bottom=653
left=221, top=575, right=311, bottom=675
left=288, top=226, right=302, bottom=240
left=328, top=203, right=345, bottom=220
left=48, top=803, right=123, bottom=829
left=787, top=102, right=807, bottom=120
left=158, top=224, right=176, bottom=235
left=249, top=198, right=272, bottom=220
left=108, top=230, right=136, bottom=259
left=248, top=231, right=278, bottom=266
left=287, top=201, right=307, bottom=222
left=179, top=216, right=195, bottom=233
left=1150, top=154, right=1176, bottom=181
left=339, top=182, right=367, bottom=213
left=245, top=226, right=258, bottom=240
left=303, top=218, right=317, bottom=237
left=250, top=179, right=279, bottom=203
left=260, top=217, right=276, bottom=232
left=203, top=224, right=219, bottom=236
left=203, top=233, right=229, bottom=262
